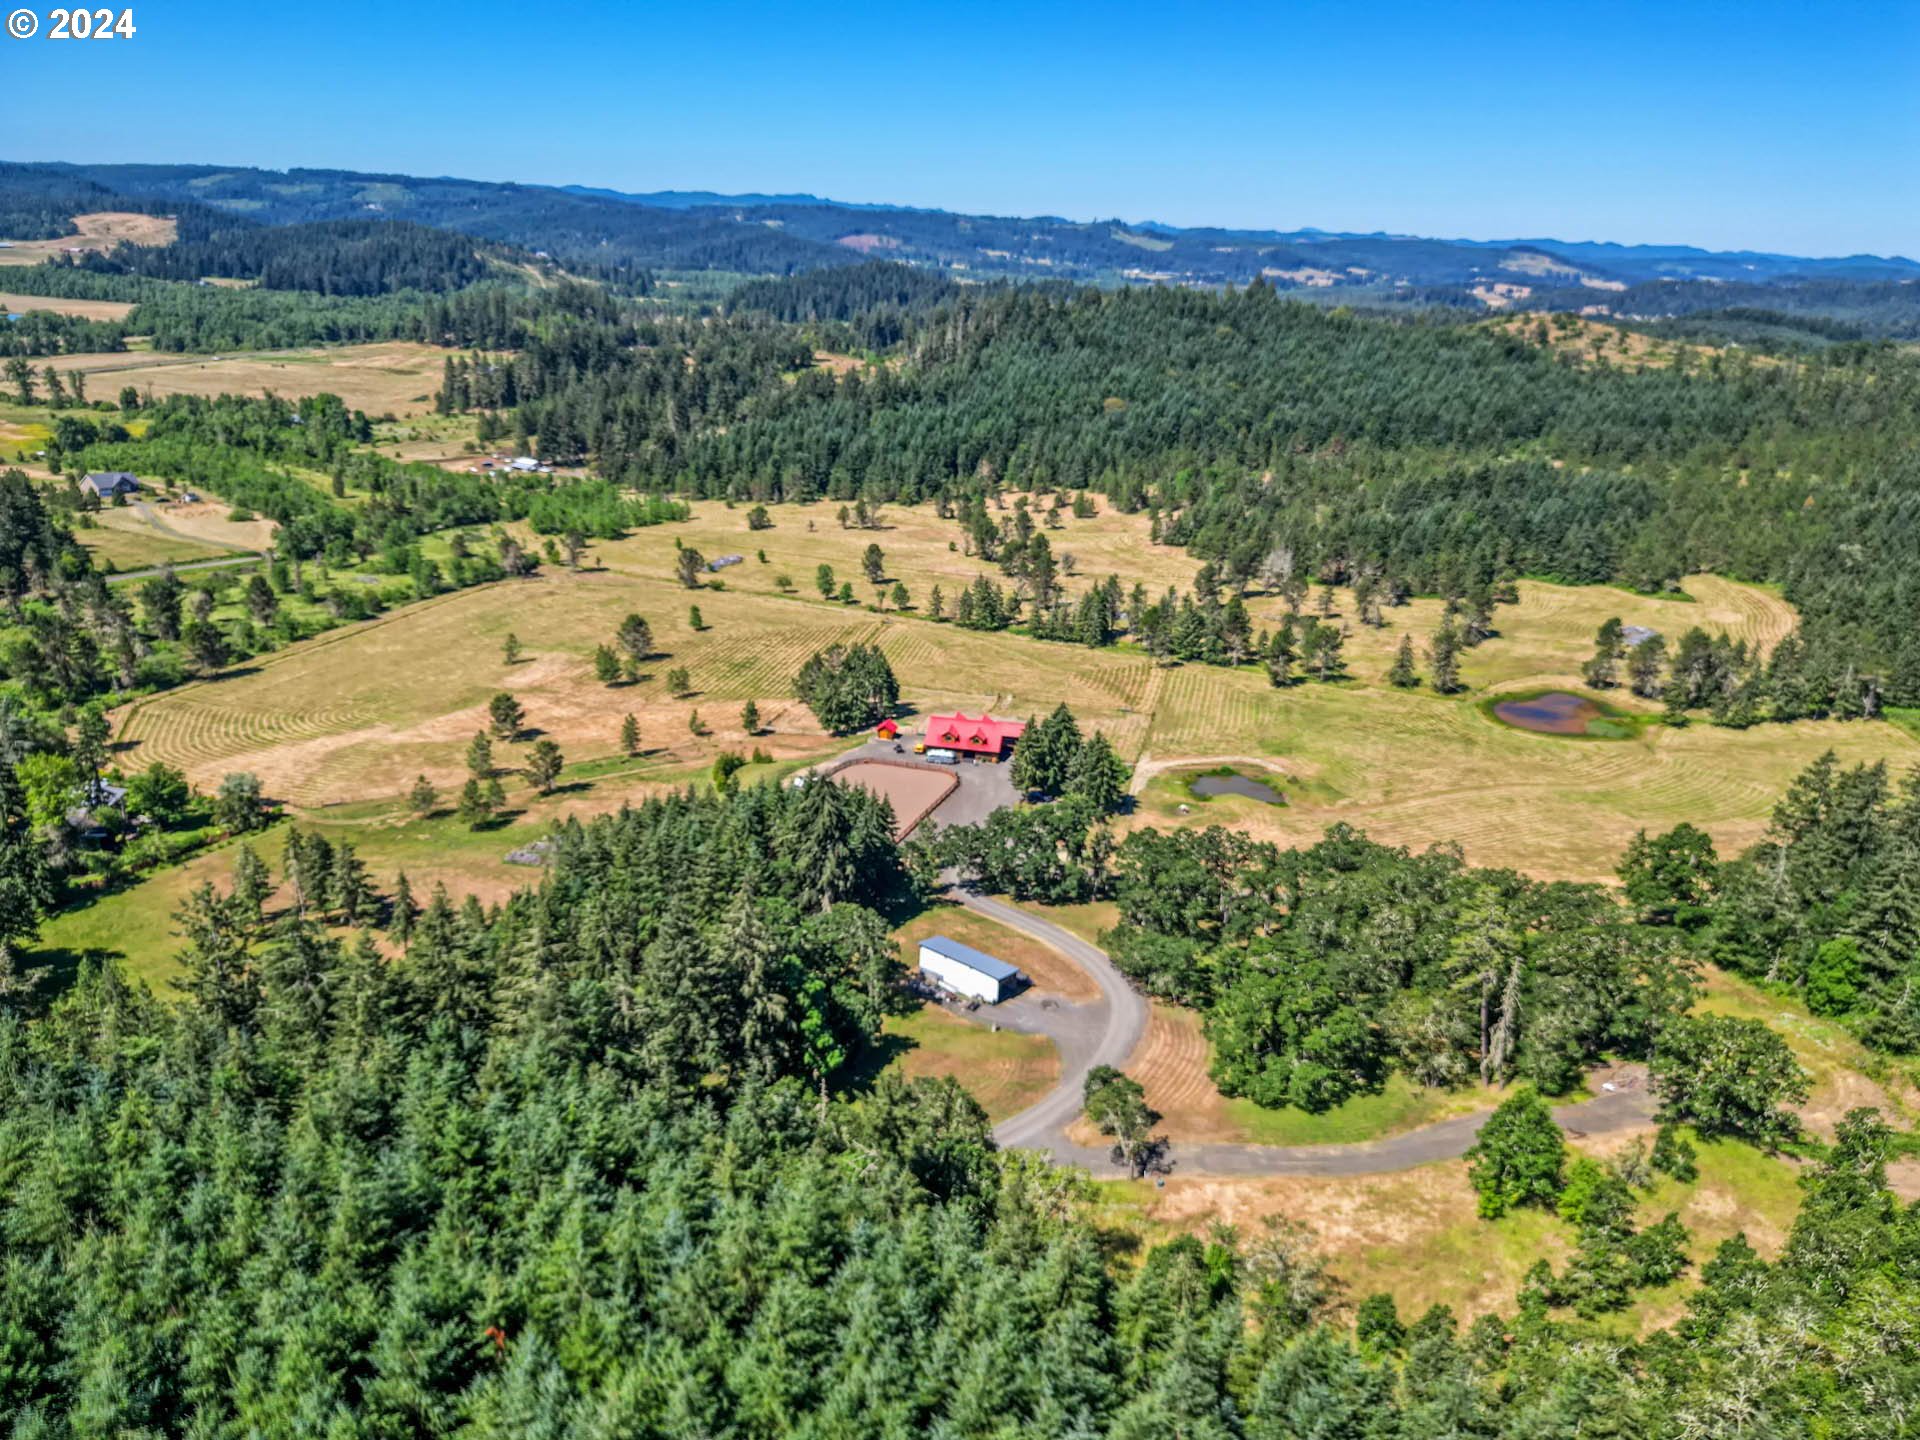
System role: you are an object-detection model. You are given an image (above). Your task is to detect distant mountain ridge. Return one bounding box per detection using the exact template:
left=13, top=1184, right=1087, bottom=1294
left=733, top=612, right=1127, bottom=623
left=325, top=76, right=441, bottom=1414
left=6, top=160, right=1917, bottom=302
left=557, top=181, right=1920, bottom=285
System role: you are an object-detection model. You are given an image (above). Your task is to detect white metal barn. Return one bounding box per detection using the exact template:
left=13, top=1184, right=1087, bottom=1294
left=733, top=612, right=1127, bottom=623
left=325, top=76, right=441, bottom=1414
left=917, top=935, right=1024, bottom=1003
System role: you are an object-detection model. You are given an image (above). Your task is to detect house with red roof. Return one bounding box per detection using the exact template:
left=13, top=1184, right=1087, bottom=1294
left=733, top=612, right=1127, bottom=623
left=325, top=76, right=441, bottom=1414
left=922, top=712, right=1026, bottom=761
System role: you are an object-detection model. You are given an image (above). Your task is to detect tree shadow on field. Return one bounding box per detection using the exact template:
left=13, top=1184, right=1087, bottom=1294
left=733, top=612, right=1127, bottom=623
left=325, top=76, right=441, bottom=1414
left=837, top=1025, right=918, bottom=1098
left=19, top=945, right=117, bottom=1013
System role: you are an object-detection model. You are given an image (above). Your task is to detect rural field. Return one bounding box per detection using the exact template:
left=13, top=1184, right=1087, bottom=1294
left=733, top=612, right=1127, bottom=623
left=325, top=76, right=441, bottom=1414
left=108, top=497, right=1919, bottom=881
left=0, top=210, right=177, bottom=265
left=76, top=497, right=273, bottom=570
left=39, top=341, right=450, bottom=416
left=0, top=290, right=136, bottom=320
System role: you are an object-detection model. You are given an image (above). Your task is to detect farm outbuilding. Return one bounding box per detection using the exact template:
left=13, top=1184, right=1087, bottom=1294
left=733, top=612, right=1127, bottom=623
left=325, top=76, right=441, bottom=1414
left=918, top=934, right=1024, bottom=1003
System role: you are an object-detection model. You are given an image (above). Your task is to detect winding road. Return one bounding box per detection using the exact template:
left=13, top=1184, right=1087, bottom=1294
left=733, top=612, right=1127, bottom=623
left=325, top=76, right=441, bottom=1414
left=965, top=890, right=1657, bottom=1178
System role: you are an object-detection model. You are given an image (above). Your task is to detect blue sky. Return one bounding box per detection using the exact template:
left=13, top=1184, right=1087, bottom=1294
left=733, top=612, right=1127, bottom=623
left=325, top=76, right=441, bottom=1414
left=7, top=0, right=1915, bottom=255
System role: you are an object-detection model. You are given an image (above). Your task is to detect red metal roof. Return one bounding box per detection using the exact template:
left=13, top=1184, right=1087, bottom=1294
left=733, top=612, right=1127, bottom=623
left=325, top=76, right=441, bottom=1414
left=923, top=712, right=1027, bottom=755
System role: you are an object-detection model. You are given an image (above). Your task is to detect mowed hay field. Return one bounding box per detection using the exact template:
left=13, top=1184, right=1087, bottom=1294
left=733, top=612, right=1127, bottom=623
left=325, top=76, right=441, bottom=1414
left=0, top=211, right=177, bottom=265
left=112, top=498, right=1920, bottom=877
left=40, top=342, right=449, bottom=416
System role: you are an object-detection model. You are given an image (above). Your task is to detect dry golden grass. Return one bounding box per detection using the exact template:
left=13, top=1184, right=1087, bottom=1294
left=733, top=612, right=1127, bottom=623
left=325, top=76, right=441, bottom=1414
left=81, top=499, right=273, bottom=568
left=0, top=291, right=135, bottom=320
left=41, top=341, right=448, bottom=416
left=1481, top=313, right=1723, bottom=370
left=1093, top=1129, right=1801, bottom=1327
left=0, top=211, right=176, bottom=266
left=113, top=499, right=1920, bottom=881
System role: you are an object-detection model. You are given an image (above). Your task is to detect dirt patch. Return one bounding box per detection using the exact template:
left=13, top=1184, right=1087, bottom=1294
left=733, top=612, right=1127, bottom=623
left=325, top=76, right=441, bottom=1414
left=148, top=499, right=277, bottom=550
left=826, top=760, right=956, bottom=838
left=1262, top=266, right=1341, bottom=287
left=811, top=351, right=864, bottom=376
left=836, top=234, right=901, bottom=254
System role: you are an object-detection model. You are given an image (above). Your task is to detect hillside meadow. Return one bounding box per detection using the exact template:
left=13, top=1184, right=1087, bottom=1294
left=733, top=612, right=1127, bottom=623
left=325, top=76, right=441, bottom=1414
left=107, top=498, right=1918, bottom=882
left=38, top=340, right=449, bottom=416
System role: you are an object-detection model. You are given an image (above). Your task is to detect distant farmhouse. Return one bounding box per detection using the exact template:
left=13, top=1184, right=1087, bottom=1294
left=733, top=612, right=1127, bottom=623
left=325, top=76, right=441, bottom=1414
left=922, top=712, right=1026, bottom=763
left=64, top=779, right=129, bottom=842
left=917, top=934, right=1025, bottom=1003
left=81, top=471, right=140, bottom=500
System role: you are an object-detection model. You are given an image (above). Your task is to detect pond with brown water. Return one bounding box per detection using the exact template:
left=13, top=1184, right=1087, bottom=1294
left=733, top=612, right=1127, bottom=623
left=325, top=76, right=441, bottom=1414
left=1490, top=691, right=1636, bottom=739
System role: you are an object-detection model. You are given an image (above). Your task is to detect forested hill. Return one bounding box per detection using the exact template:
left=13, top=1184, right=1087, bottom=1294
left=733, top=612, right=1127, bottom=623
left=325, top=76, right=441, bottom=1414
left=497, top=281, right=1918, bottom=696
left=76, top=217, right=518, bottom=295
left=11, top=160, right=1918, bottom=299
left=13, top=162, right=854, bottom=276
left=4, top=781, right=1917, bottom=1433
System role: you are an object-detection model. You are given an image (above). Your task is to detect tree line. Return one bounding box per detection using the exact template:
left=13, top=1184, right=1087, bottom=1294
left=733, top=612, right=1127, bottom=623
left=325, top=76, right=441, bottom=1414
left=2, top=755, right=1916, bottom=1432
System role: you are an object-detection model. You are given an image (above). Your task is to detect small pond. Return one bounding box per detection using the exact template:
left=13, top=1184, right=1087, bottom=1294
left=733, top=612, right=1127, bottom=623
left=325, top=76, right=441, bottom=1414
left=1189, top=770, right=1286, bottom=805
left=1491, top=691, right=1632, bottom=738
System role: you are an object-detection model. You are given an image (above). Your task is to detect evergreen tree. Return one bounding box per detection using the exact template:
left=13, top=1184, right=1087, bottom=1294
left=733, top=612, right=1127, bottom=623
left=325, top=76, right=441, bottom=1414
left=407, top=773, right=438, bottom=815
left=488, top=691, right=527, bottom=741
left=1388, top=634, right=1420, bottom=688
left=1428, top=621, right=1463, bottom=694
left=389, top=868, right=416, bottom=942
left=526, top=738, right=564, bottom=794
left=230, top=843, right=271, bottom=931
left=0, top=761, right=53, bottom=988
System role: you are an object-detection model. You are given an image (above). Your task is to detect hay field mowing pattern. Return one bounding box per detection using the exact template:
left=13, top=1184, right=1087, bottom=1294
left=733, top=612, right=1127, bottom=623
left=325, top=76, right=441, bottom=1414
left=114, top=497, right=1919, bottom=879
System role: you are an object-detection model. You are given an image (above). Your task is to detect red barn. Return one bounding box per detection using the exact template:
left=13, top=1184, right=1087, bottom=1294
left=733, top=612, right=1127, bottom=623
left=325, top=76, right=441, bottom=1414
left=875, top=718, right=900, bottom=739
left=923, top=712, right=1027, bottom=760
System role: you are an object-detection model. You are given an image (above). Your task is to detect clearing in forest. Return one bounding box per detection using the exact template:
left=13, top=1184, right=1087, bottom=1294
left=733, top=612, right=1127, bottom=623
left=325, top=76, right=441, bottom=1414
left=0, top=291, right=137, bottom=320
left=112, top=496, right=1918, bottom=880
left=39, top=341, right=450, bottom=416
left=0, top=210, right=177, bottom=265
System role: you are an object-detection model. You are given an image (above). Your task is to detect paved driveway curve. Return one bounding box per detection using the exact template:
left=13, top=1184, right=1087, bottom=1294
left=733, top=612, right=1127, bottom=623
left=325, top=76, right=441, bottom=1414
left=970, top=893, right=1657, bottom=1177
